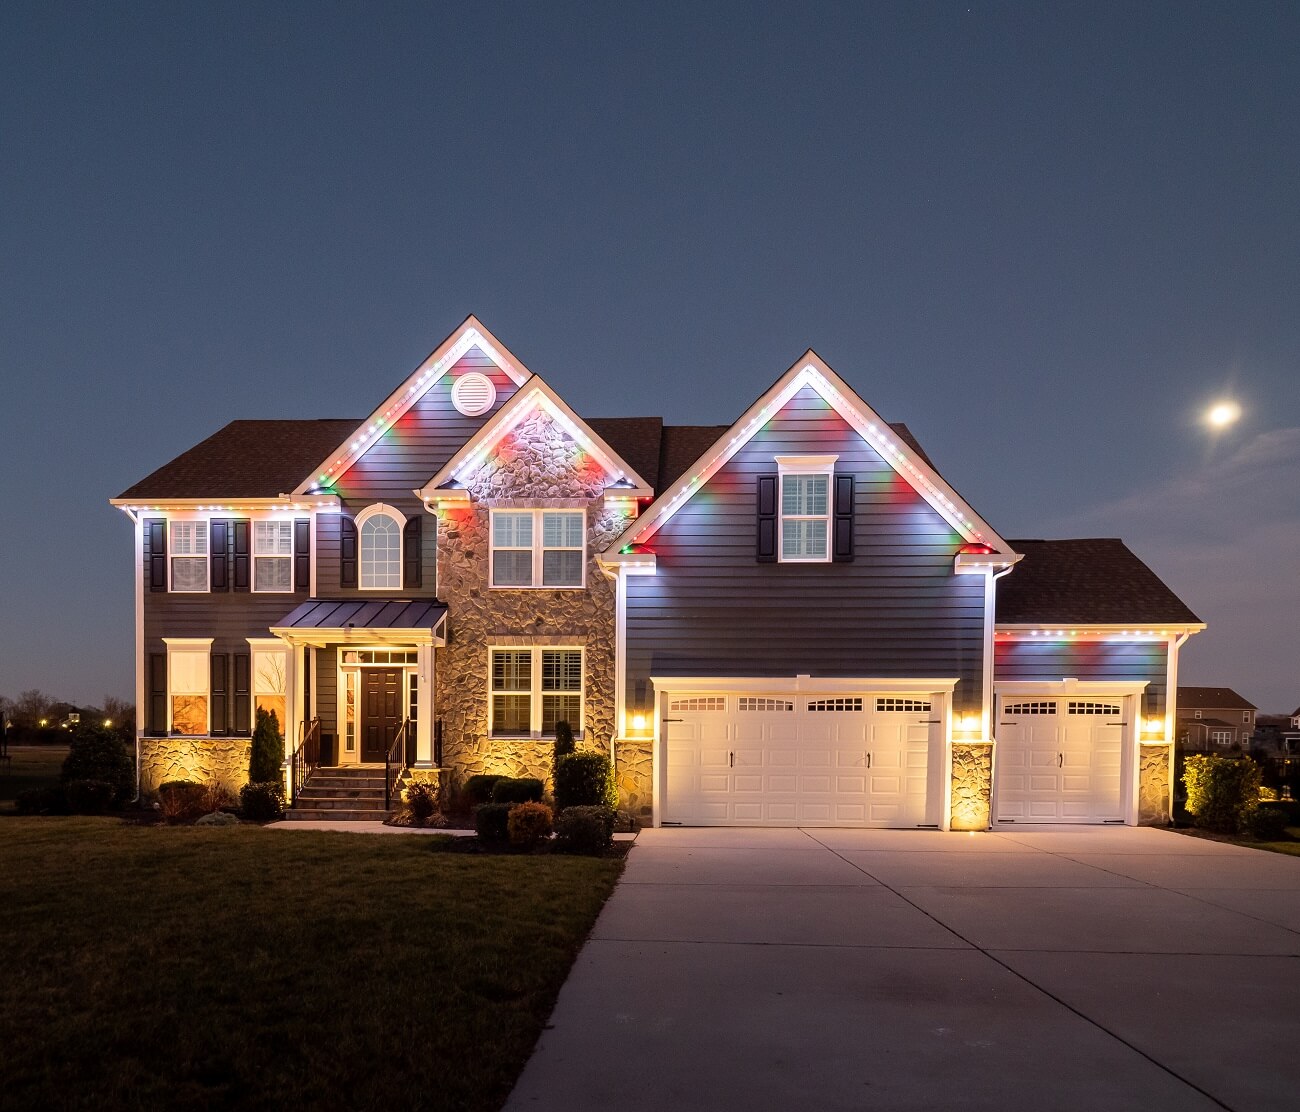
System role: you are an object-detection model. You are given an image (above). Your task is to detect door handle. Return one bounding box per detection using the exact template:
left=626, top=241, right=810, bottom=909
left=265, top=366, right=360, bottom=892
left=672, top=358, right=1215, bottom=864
left=866, top=752, right=872, bottom=769
left=729, top=750, right=734, bottom=768
left=1058, top=752, right=1063, bottom=767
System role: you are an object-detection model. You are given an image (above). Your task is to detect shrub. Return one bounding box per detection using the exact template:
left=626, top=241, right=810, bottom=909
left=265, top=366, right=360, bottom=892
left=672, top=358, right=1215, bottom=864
left=491, top=776, right=544, bottom=804
left=404, top=779, right=440, bottom=823
left=463, top=774, right=506, bottom=806
left=508, top=801, right=554, bottom=848
left=1248, top=806, right=1290, bottom=841
left=14, top=786, right=68, bottom=815
left=202, top=780, right=236, bottom=814
left=63, top=779, right=117, bottom=814
left=61, top=725, right=133, bottom=803
left=553, top=719, right=576, bottom=759
left=554, top=751, right=617, bottom=810
left=1183, top=755, right=1262, bottom=834
left=249, top=707, right=284, bottom=786
left=240, top=781, right=284, bottom=822
left=158, top=780, right=208, bottom=823
left=475, top=802, right=513, bottom=843
left=554, top=805, right=616, bottom=855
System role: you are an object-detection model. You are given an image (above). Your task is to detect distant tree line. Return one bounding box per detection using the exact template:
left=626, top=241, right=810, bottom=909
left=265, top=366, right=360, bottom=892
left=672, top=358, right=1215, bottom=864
left=0, top=689, right=134, bottom=745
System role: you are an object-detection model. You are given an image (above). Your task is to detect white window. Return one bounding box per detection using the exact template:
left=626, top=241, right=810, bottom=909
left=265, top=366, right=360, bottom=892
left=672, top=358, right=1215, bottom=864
left=1211, top=730, right=1232, bottom=745
left=253, top=521, right=293, bottom=593
left=489, top=648, right=582, bottom=737
left=776, top=456, right=836, bottom=563
left=357, top=505, right=404, bottom=590
left=1243, top=711, right=1252, bottom=723
left=251, top=643, right=288, bottom=731
left=490, top=510, right=585, bottom=587
left=170, top=521, right=209, bottom=592
left=1194, top=710, right=1202, bottom=719
left=164, top=638, right=211, bottom=735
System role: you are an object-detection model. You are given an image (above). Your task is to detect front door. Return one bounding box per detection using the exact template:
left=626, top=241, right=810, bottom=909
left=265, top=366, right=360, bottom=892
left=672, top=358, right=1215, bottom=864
left=361, top=668, right=403, bottom=762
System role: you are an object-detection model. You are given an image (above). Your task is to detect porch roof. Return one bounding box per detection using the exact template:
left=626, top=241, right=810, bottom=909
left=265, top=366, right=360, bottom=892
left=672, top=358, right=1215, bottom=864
left=270, top=598, right=448, bottom=647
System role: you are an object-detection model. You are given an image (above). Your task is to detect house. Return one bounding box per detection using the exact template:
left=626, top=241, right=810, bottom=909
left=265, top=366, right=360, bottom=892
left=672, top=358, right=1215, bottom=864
left=112, top=316, right=1204, bottom=828
left=1176, top=686, right=1257, bottom=752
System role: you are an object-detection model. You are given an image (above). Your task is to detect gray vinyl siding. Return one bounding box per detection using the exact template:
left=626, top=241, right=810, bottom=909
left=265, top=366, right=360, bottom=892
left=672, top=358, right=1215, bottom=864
left=314, top=647, right=338, bottom=750
left=625, top=385, right=986, bottom=716
left=315, top=506, right=438, bottom=596
left=994, top=640, right=1169, bottom=718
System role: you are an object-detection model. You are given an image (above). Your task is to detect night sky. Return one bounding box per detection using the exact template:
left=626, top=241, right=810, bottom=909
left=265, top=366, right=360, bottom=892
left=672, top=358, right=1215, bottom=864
left=2, top=1, right=1297, bottom=711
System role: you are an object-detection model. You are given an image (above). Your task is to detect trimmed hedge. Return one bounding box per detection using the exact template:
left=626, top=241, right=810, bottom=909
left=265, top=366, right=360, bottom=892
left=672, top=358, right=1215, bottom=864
left=463, top=775, right=506, bottom=807
left=158, top=780, right=207, bottom=824
left=508, top=801, right=553, bottom=848
left=15, top=786, right=68, bottom=815
left=248, top=707, right=283, bottom=785
left=491, top=777, right=544, bottom=804
left=554, top=805, right=616, bottom=855
left=1183, top=755, right=1261, bottom=834
left=553, top=720, right=576, bottom=759
left=240, top=782, right=284, bottom=822
left=64, top=780, right=116, bottom=815
left=61, top=726, right=134, bottom=804
left=554, top=751, right=617, bottom=811
left=1249, top=806, right=1290, bottom=841
left=475, top=802, right=513, bottom=843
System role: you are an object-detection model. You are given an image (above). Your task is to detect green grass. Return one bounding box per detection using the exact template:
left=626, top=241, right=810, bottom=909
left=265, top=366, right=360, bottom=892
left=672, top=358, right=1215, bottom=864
left=0, top=818, right=623, bottom=1111
left=0, top=745, right=68, bottom=804
left=1250, top=828, right=1300, bottom=857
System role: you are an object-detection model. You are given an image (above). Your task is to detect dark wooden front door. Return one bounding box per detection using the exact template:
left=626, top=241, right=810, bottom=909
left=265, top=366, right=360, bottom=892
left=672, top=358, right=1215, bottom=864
left=361, top=668, right=403, bottom=762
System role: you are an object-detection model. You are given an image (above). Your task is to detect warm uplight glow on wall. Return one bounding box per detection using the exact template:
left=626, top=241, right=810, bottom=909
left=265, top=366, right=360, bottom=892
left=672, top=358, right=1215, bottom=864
left=1143, top=717, right=1166, bottom=737
left=631, top=713, right=647, bottom=732
left=956, top=714, right=980, bottom=735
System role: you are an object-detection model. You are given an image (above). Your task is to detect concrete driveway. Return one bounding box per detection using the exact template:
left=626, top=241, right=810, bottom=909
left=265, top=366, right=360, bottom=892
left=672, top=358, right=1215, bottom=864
left=507, top=826, right=1300, bottom=1112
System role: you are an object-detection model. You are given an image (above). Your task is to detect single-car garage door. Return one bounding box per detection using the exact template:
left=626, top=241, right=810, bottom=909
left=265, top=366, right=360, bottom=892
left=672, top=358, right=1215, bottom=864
left=662, top=691, right=940, bottom=827
left=995, top=697, right=1126, bottom=823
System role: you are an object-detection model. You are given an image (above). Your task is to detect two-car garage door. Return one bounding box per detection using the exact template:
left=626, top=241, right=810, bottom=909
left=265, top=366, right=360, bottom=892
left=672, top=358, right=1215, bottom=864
left=661, top=691, right=941, bottom=827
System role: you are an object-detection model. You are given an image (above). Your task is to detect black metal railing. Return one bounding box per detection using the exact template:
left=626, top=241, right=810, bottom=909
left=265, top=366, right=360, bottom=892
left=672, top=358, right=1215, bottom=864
left=291, top=717, right=321, bottom=802
left=385, top=718, right=412, bottom=811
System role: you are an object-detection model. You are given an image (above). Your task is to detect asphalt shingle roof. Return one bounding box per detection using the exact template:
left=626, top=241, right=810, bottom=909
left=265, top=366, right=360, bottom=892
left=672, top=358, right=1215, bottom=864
left=1177, top=687, right=1257, bottom=711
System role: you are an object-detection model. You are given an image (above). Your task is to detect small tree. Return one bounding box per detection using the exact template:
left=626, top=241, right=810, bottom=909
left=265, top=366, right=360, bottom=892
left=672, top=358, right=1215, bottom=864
left=1183, top=755, right=1261, bottom=834
left=248, top=707, right=284, bottom=786
left=553, top=719, right=576, bottom=759
left=61, top=724, right=134, bottom=804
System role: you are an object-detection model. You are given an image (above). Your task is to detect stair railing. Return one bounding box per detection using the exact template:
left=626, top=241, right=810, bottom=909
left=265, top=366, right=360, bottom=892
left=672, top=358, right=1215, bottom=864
left=385, top=718, right=412, bottom=811
left=291, top=717, right=321, bottom=802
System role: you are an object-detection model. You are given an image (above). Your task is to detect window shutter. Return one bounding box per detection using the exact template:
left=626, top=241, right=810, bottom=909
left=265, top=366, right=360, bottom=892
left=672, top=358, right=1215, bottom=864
left=232, top=520, right=250, bottom=591
left=756, top=475, right=778, bottom=563
left=210, top=520, right=229, bottom=591
left=403, top=515, right=422, bottom=589
left=293, top=518, right=310, bottom=593
left=148, top=652, right=167, bottom=735
left=147, top=520, right=167, bottom=592
left=340, top=516, right=358, bottom=588
left=233, top=653, right=251, bottom=735
left=210, top=654, right=228, bottom=735
left=832, top=474, right=854, bottom=563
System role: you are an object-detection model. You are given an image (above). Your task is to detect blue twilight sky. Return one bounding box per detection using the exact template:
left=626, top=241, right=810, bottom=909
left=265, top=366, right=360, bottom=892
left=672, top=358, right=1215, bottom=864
left=1, top=1, right=1297, bottom=711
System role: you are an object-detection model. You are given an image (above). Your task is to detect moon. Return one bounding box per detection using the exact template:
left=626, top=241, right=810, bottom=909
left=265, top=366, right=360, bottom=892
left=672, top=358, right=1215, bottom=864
left=1206, top=401, right=1241, bottom=428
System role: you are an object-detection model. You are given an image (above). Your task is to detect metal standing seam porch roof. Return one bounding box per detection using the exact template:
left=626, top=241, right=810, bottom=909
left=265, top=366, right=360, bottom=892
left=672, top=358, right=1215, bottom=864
left=270, top=599, right=448, bottom=646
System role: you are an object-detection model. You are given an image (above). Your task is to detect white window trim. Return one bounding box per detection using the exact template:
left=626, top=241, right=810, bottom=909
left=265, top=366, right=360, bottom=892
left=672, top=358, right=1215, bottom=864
left=162, top=637, right=213, bottom=736
left=354, top=502, right=407, bottom=592
left=487, top=646, right=584, bottom=738
left=168, top=518, right=211, bottom=593
left=489, top=509, right=587, bottom=589
left=775, top=455, right=837, bottom=564
left=252, top=518, right=295, bottom=594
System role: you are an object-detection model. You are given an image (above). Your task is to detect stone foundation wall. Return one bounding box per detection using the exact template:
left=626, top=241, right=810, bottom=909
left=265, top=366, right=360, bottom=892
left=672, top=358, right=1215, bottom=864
left=139, top=736, right=252, bottom=795
left=1138, top=743, right=1172, bottom=825
left=448, top=739, right=556, bottom=791
left=615, top=738, right=653, bottom=819
left=950, top=742, right=993, bottom=831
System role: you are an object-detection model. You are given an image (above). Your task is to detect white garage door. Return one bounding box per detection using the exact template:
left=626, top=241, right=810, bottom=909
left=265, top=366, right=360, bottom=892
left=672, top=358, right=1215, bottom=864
left=995, top=698, right=1126, bottom=823
left=662, top=692, right=939, bottom=827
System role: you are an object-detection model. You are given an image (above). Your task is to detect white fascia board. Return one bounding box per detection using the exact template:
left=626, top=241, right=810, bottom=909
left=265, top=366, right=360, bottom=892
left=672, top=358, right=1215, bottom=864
left=291, top=315, right=534, bottom=496
left=996, top=623, right=1205, bottom=640
left=268, top=626, right=446, bottom=648
left=955, top=552, right=1021, bottom=574
left=597, top=550, right=657, bottom=575
left=994, top=679, right=1150, bottom=697
left=110, top=495, right=341, bottom=513
left=414, top=378, right=653, bottom=500
left=651, top=675, right=960, bottom=695
left=605, top=352, right=1016, bottom=558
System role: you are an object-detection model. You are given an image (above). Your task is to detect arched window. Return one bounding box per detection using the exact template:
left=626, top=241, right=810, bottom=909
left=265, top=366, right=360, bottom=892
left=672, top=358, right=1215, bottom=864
left=356, top=504, right=404, bottom=589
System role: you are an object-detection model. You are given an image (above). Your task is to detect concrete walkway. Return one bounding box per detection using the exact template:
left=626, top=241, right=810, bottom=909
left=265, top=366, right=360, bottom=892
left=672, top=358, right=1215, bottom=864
left=506, top=826, right=1300, bottom=1112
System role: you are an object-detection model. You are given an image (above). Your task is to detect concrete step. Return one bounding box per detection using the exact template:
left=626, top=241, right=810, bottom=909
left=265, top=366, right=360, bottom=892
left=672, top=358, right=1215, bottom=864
left=282, top=808, right=388, bottom=822
left=306, top=776, right=388, bottom=791
left=293, top=794, right=387, bottom=810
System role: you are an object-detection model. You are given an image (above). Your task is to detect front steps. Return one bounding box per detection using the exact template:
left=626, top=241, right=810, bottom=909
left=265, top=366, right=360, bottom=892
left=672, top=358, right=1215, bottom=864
left=285, top=766, right=391, bottom=821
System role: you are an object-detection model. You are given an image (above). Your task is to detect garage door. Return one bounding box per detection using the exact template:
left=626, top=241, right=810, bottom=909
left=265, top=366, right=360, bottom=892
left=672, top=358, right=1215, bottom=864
left=995, top=698, right=1125, bottom=823
left=662, top=692, right=938, bottom=827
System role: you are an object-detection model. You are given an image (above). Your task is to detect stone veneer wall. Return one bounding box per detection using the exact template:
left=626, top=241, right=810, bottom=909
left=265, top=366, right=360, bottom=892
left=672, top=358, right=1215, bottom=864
left=950, top=742, right=993, bottom=830
left=1138, top=743, right=1172, bottom=825
left=614, top=739, right=654, bottom=819
left=139, top=736, right=252, bottom=795
left=434, top=409, right=636, bottom=787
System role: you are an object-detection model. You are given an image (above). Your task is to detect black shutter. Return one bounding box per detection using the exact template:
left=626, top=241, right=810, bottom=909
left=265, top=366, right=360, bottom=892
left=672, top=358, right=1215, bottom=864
left=232, top=520, right=250, bottom=591
left=756, top=475, right=778, bottom=563
left=210, top=520, right=229, bottom=591
left=340, top=516, right=358, bottom=588
left=294, top=518, right=310, bottom=593
left=147, top=520, right=167, bottom=592
left=148, top=653, right=167, bottom=735
left=233, top=653, right=251, bottom=735
left=832, top=474, right=855, bottom=563
left=403, top=515, right=422, bottom=589
left=210, top=654, right=228, bottom=735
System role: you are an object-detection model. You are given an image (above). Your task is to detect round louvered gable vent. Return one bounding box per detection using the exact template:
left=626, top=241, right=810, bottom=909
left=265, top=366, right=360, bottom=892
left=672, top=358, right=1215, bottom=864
left=451, top=372, right=497, bottom=416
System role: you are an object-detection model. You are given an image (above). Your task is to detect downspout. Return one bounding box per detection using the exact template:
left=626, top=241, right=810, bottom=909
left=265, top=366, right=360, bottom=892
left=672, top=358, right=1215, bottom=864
left=1164, top=631, right=1191, bottom=822
left=979, top=563, right=1017, bottom=828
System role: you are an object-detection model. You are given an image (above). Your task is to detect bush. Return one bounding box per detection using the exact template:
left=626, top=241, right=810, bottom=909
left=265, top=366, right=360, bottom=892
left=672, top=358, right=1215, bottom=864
left=63, top=779, right=116, bottom=814
left=1249, top=806, right=1291, bottom=841
left=240, top=781, right=284, bottom=822
left=158, top=780, right=208, bottom=823
left=61, top=725, right=134, bottom=803
left=475, top=802, right=513, bottom=843
left=404, top=779, right=439, bottom=823
left=553, top=720, right=576, bottom=759
left=1183, top=755, right=1262, bottom=834
left=554, top=805, right=616, bottom=855
left=14, top=786, right=68, bottom=815
left=249, top=707, right=284, bottom=786
left=508, top=801, right=553, bottom=848
left=554, top=751, right=617, bottom=810
left=463, top=774, right=506, bottom=806
left=491, top=776, right=544, bottom=804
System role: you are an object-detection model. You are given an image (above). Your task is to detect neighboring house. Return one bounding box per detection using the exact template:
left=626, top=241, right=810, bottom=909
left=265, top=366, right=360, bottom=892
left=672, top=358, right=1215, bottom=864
left=1176, top=686, right=1257, bottom=752
left=112, top=316, right=1204, bottom=829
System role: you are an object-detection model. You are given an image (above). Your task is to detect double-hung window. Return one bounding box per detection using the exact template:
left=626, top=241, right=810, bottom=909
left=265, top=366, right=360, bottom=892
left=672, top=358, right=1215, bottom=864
left=776, top=456, right=835, bottom=562
left=489, top=648, right=583, bottom=737
left=165, top=638, right=211, bottom=735
left=170, top=521, right=209, bottom=592
left=253, top=521, right=293, bottom=592
left=490, top=510, right=585, bottom=587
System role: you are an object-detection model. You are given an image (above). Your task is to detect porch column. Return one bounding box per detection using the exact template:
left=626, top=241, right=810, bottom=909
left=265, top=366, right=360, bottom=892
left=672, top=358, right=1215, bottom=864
left=283, top=642, right=304, bottom=764
left=415, top=643, right=435, bottom=766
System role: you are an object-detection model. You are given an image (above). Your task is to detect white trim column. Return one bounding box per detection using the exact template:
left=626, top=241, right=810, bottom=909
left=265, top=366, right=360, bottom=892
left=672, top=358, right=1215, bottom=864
left=415, top=644, right=435, bottom=765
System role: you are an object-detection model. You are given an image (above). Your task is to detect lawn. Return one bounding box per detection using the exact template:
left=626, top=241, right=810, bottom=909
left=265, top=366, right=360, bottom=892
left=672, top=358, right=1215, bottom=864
left=0, top=818, right=623, bottom=1111
left=0, top=745, right=68, bottom=804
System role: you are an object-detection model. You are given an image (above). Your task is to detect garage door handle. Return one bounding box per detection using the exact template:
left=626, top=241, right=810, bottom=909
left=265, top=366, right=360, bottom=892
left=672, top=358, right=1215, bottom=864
left=729, top=751, right=734, bottom=768
left=1058, top=752, right=1063, bottom=767
left=866, top=752, right=872, bottom=768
